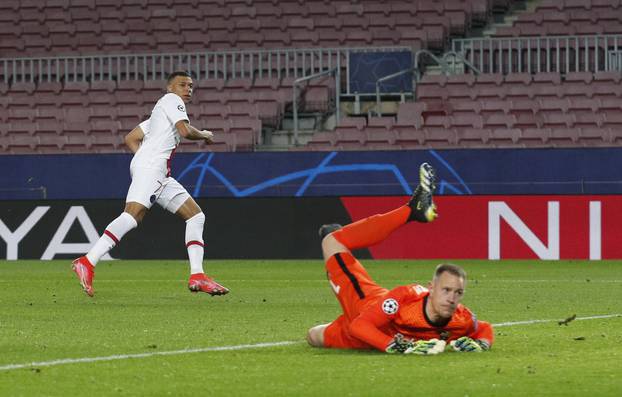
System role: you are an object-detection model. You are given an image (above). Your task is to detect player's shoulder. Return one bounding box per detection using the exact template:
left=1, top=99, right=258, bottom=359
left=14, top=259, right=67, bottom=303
left=453, top=304, right=477, bottom=323
left=159, top=92, right=183, bottom=103
left=388, top=283, right=429, bottom=301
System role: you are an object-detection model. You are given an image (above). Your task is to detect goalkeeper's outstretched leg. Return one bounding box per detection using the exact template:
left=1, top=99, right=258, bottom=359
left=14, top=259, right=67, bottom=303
left=319, top=162, right=438, bottom=261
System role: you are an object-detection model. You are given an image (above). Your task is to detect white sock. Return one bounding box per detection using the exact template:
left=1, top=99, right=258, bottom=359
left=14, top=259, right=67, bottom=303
left=86, top=212, right=138, bottom=265
left=185, top=212, right=206, bottom=274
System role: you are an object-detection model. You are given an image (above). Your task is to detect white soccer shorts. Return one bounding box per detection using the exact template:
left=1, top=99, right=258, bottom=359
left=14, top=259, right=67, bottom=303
left=126, top=167, right=192, bottom=213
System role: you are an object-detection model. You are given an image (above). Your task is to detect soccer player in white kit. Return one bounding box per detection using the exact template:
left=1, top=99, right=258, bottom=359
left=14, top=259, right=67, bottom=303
left=72, top=71, right=229, bottom=297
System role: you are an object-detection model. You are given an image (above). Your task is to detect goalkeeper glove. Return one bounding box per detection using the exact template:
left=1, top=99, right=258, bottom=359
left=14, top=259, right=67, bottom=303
left=386, top=335, right=447, bottom=355
left=450, top=336, right=490, bottom=352
left=386, top=334, right=415, bottom=354
left=408, top=338, right=447, bottom=355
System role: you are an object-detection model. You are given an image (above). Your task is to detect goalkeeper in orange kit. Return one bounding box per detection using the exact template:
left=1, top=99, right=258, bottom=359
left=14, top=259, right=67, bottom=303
left=306, top=163, right=494, bottom=355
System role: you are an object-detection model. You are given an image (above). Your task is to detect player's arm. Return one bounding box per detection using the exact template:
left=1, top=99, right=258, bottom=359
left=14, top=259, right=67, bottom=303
left=349, top=291, right=408, bottom=352
left=349, top=310, right=394, bottom=352
left=124, top=125, right=145, bottom=153
left=350, top=305, right=445, bottom=355
left=175, top=120, right=214, bottom=144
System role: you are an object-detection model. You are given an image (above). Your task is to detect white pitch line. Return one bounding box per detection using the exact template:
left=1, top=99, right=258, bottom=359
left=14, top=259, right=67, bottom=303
left=1, top=314, right=620, bottom=372
left=0, top=341, right=298, bottom=372
left=480, top=280, right=622, bottom=283
left=493, top=313, right=621, bottom=327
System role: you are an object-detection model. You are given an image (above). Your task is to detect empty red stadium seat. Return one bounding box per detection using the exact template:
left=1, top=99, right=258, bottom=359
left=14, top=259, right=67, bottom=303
left=548, top=128, right=579, bottom=146
left=392, top=128, right=424, bottom=148
left=488, top=128, right=521, bottom=146
left=457, top=128, right=491, bottom=146
left=366, top=117, right=396, bottom=134
left=395, top=102, right=425, bottom=129
left=335, top=117, right=367, bottom=133
left=422, top=127, right=457, bottom=147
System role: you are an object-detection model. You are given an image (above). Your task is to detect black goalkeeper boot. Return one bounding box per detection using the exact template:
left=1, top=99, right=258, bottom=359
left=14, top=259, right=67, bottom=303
left=407, top=162, right=438, bottom=223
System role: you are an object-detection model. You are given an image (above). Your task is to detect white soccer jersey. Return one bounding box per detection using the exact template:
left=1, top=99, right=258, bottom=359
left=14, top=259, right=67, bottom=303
left=130, top=92, right=189, bottom=175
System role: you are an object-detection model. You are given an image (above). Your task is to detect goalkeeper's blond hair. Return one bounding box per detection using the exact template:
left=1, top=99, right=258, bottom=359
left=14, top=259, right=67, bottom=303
left=433, top=263, right=466, bottom=282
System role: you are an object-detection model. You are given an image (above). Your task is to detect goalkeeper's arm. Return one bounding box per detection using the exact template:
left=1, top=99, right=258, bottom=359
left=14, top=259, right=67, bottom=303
left=348, top=315, right=395, bottom=352
left=349, top=313, right=448, bottom=355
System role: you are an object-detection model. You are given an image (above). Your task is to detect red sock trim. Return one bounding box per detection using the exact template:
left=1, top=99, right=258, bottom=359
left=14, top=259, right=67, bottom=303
left=186, top=240, right=204, bottom=248
left=104, top=230, right=119, bottom=245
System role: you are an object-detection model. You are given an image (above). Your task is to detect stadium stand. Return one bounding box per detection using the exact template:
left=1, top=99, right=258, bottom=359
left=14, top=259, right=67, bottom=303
left=307, top=70, right=622, bottom=149
left=494, top=0, right=622, bottom=37
left=0, top=0, right=494, bottom=57
left=2, top=0, right=622, bottom=153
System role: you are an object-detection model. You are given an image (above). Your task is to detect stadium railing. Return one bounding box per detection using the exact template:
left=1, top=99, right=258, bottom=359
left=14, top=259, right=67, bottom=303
left=452, top=34, right=622, bottom=74
left=0, top=46, right=408, bottom=93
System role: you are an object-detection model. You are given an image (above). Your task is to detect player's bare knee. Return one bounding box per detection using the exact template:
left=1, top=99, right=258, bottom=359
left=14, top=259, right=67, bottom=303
left=124, top=202, right=147, bottom=224
left=306, top=324, right=327, bottom=348
left=321, top=234, right=348, bottom=261
left=321, top=233, right=335, bottom=252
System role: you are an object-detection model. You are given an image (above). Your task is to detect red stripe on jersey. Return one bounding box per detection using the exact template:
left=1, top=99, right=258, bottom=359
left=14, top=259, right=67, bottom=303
left=186, top=240, right=204, bottom=248
left=166, top=147, right=177, bottom=177
left=104, top=230, right=119, bottom=244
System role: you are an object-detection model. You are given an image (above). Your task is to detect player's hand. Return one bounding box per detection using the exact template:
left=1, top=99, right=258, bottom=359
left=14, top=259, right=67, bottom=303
left=385, top=334, right=415, bottom=354
left=200, top=130, right=214, bottom=144
left=408, top=338, right=446, bottom=355
left=450, top=336, right=490, bottom=352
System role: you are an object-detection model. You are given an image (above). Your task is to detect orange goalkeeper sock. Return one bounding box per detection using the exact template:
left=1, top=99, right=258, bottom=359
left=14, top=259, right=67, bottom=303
left=332, top=205, right=411, bottom=250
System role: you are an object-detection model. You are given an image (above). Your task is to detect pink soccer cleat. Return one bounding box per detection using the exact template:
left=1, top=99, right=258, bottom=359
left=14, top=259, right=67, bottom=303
left=72, top=256, right=95, bottom=297
left=188, top=273, right=229, bottom=296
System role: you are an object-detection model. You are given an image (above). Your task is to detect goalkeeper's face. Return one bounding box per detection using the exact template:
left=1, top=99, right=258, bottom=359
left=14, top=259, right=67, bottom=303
left=428, top=272, right=465, bottom=320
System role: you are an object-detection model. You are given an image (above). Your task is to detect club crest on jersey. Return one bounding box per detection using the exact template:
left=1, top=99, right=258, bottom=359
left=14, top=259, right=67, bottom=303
left=177, top=105, right=185, bottom=112
left=382, top=298, right=399, bottom=315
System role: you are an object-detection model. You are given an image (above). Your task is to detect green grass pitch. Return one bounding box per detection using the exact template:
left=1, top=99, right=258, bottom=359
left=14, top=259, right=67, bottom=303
left=0, top=259, right=620, bottom=396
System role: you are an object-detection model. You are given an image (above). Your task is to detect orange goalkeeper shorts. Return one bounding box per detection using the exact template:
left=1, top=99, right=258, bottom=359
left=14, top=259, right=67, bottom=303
left=323, top=252, right=387, bottom=349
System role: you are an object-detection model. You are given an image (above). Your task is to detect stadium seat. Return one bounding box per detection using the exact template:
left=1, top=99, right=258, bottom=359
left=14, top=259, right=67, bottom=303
left=394, top=129, right=425, bottom=147
left=366, top=117, right=396, bottom=135
left=256, top=101, right=280, bottom=127
left=9, top=81, right=36, bottom=94
left=543, top=113, right=576, bottom=128
left=306, top=131, right=336, bottom=148
left=396, top=102, right=425, bottom=129
left=335, top=117, right=367, bottom=133
left=37, top=81, right=63, bottom=95
left=548, top=128, right=579, bottom=146
left=577, top=127, right=610, bottom=146
left=37, top=133, right=67, bottom=152
left=488, top=128, right=521, bottom=147
left=423, top=128, right=457, bottom=147
left=520, top=127, right=549, bottom=146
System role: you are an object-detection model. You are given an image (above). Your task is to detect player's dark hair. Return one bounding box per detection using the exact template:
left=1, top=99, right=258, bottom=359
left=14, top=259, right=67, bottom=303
left=434, top=263, right=467, bottom=281
left=167, top=70, right=192, bottom=83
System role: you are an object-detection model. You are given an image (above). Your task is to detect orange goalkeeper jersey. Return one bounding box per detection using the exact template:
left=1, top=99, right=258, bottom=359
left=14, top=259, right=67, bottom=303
left=332, top=283, right=494, bottom=351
